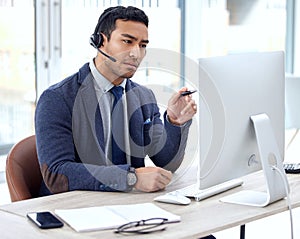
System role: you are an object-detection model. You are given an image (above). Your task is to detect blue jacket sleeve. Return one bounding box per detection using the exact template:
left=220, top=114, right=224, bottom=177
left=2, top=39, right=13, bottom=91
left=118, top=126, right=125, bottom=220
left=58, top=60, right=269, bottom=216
left=35, top=88, right=131, bottom=195
left=147, top=110, right=192, bottom=172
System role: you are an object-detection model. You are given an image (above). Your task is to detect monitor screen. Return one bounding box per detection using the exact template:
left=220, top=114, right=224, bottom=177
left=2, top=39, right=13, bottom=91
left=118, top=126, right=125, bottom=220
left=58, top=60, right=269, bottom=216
left=197, top=51, right=285, bottom=191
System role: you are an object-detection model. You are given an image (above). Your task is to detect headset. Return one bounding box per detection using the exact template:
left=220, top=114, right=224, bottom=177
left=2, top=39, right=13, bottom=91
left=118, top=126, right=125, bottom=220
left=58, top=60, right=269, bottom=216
left=89, top=7, right=120, bottom=62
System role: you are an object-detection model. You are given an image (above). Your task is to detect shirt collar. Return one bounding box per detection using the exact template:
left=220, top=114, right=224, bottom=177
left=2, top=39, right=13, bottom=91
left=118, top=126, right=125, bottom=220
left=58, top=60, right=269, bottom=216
left=89, top=59, right=127, bottom=93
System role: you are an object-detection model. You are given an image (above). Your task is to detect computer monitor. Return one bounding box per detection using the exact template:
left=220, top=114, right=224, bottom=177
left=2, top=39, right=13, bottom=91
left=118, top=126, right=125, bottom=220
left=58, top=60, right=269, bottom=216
left=197, top=51, right=288, bottom=206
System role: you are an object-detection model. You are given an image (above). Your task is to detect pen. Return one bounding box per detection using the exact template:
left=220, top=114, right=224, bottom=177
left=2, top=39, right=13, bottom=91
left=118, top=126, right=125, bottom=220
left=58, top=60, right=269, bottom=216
left=181, top=90, right=197, bottom=97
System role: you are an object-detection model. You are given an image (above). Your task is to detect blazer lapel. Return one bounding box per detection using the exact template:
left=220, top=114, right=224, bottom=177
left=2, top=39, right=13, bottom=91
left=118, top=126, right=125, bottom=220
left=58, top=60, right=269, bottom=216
left=72, top=73, right=106, bottom=165
left=125, top=82, right=146, bottom=160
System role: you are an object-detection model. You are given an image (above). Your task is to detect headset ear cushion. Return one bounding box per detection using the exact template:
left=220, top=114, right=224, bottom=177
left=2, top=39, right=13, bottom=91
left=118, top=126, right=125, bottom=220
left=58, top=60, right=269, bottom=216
left=89, top=34, right=97, bottom=48
left=90, top=33, right=103, bottom=49
left=97, top=33, right=104, bottom=48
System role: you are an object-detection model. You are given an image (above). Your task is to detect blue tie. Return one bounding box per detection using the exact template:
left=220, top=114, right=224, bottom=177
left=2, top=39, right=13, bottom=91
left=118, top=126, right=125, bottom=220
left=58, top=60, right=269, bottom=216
left=110, top=86, right=126, bottom=165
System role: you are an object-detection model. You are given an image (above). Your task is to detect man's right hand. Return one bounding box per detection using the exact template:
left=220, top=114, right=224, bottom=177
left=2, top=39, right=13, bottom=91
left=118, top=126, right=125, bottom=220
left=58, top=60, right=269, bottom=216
left=134, top=167, right=172, bottom=192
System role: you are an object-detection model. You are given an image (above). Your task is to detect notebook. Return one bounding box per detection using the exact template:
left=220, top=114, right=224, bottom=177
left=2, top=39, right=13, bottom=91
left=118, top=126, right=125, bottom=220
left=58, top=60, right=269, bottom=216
left=55, top=202, right=180, bottom=232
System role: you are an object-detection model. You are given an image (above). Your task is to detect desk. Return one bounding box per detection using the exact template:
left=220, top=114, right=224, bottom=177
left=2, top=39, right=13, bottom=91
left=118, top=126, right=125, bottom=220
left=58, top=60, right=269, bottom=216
left=1, top=171, right=300, bottom=239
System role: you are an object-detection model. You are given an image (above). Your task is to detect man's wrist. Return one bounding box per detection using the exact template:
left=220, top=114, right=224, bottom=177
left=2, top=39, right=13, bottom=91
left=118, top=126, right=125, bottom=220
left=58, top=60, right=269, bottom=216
left=127, top=167, right=137, bottom=190
left=167, top=114, right=181, bottom=126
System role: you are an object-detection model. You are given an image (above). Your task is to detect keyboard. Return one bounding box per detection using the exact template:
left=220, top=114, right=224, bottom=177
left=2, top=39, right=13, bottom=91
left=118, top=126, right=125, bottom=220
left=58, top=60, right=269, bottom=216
left=172, top=178, right=243, bottom=202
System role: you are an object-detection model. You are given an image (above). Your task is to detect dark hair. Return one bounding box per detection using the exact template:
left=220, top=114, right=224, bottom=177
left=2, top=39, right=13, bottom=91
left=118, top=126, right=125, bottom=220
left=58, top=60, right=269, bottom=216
left=94, top=6, right=149, bottom=41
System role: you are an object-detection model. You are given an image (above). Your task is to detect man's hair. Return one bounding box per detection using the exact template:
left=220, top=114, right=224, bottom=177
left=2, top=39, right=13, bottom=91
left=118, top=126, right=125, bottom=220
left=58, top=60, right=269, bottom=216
left=94, top=6, right=149, bottom=41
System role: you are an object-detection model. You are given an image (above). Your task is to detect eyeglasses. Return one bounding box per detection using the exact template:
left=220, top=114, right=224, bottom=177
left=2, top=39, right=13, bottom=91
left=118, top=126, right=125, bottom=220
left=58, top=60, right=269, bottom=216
left=114, top=217, right=168, bottom=234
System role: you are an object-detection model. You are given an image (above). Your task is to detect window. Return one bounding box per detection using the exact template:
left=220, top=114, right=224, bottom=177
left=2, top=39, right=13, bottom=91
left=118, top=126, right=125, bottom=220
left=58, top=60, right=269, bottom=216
left=36, top=0, right=181, bottom=90
left=0, top=0, right=291, bottom=153
left=0, top=0, right=35, bottom=154
left=185, top=0, right=286, bottom=59
left=226, top=0, right=286, bottom=53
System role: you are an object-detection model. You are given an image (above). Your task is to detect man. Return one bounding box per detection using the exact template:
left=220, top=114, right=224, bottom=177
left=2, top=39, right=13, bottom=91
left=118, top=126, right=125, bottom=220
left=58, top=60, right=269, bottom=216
left=35, top=6, right=197, bottom=196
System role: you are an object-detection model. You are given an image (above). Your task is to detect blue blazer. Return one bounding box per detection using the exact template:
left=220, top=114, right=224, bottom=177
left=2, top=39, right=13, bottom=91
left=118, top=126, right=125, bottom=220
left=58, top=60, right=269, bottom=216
left=35, top=63, right=192, bottom=195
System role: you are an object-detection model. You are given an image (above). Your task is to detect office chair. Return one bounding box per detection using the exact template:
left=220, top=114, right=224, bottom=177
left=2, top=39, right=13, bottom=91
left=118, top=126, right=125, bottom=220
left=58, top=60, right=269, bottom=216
left=5, top=135, right=43, bottom=202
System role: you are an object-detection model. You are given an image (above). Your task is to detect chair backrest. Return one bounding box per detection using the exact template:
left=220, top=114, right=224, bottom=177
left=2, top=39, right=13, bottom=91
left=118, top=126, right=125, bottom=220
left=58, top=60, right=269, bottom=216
left=5, top=135, right=42, bottom=202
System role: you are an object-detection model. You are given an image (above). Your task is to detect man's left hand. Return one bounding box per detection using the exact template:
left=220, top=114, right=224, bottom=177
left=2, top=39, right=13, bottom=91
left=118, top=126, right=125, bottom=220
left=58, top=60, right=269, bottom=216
left=167, top=87, right=197, bottom=125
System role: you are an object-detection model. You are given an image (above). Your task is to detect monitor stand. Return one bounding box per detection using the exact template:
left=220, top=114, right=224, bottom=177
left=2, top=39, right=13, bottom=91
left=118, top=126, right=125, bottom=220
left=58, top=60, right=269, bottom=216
left=220, top=113, right=289, bottom=207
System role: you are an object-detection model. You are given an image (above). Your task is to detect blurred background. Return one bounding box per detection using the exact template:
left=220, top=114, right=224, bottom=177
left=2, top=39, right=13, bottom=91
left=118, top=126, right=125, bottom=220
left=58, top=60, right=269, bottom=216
left=1, top=1, right=300, bottom=237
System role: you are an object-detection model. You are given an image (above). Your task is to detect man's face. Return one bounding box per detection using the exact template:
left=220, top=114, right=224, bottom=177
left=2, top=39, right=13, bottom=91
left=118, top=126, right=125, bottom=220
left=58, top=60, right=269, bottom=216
left=100, top=19, right=149, bottom=84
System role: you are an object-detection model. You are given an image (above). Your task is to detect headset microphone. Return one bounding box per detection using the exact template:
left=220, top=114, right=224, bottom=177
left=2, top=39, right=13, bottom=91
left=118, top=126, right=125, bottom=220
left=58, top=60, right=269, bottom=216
left=97, top=48, right=117, bottom=62
left=89, top=36, right=117, bottom=62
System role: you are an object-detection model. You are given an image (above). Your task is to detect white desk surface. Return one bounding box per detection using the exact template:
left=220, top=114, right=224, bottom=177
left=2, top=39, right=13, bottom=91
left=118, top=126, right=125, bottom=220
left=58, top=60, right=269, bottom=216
left=1, top=169, right=300, bottom=239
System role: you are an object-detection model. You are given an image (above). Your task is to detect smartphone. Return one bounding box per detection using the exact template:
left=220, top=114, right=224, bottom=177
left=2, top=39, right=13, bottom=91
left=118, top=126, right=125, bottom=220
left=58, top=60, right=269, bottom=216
left=27, top=211, right=64, bottom=229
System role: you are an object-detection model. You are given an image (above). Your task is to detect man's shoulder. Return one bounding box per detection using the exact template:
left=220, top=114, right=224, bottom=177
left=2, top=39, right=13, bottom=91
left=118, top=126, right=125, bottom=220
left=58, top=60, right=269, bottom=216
left=48, top=63, right=90, bottom=91
left=38, top=63, right=91, bottom=105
